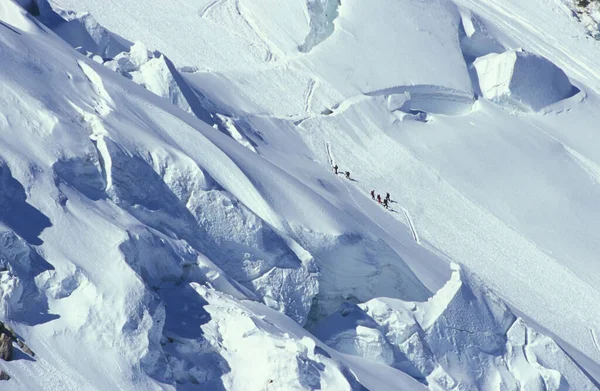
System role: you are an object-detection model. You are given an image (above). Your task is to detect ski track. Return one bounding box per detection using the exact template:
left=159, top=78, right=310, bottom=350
left=264, top=49, right=273, bottom=63
left=200, top=0, right=275, bottom=62
left=591, top=328, right=600, bottom=356
left=198, top=0, right=223, bottom=18
left=234, top=0, right=276, bottom=63
left=402, top=208, right=420, bottom=244
left=304, top=78, right=317, bottom=114
left=0, top=20, right=22, bottom=35
left=326, top=141, right=335, bottom=167
left=565, top=145, right=600, bottom=185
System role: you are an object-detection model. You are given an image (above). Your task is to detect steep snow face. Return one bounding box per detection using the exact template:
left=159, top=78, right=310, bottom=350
left=474, top=49, right=577, bottom=111
left=0, top=229, right=54, bottom=325
left=313, top=265, right=597, bottom=390
left=104, top=43, right=196, bottom=116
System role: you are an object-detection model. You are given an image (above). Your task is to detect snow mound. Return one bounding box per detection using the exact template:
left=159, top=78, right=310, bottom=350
left=474, top=49, right=578, bottom=111
left=313, top=264, right=597, bottom=390
left=104, top=43, right=197, bottom=116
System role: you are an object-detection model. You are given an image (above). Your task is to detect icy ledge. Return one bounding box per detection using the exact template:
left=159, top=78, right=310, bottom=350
left=473, top=49, right=579, bottom=112
left=313, top=264, right=597, bottom=390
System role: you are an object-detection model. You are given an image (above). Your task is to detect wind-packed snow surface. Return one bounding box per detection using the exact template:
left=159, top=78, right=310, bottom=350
left=1, top=0, right=600, bottom=389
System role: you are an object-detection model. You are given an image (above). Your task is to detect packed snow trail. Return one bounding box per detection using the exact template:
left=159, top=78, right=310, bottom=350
left=592, top=328, right=600, bottom=356
left=327, top=141, right=422, bottom=246
left=303, top=78, right=317, bottom=114
left=198, top=0, right=222, bottom=18
left=401, top=208, right=420, bottom=244
left=326, top=141, right=335, bottom=168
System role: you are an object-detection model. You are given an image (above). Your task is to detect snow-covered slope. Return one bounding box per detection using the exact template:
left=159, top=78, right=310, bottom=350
left=0, top=1, right=431, bottom=388
left=1, top=0, right=600, bottom=389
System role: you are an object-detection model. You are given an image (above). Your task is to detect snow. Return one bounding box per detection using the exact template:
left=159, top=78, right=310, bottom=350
left=0, top=0, right=43, bottom=34
left=108, top=45, right=196, bottom=115
left=0, top=2, right=432, bottom=387
left=314, top=265, right=597, bottom=390
left=564, top=0, right=600, bottom=39
left=298, top=0, right=338, bottom=53
left=36, top=2, right=129, bottom=58
left=459, top=7, right=505, bottom=59
left=474, top=49, right=577, bottom=111
left=2, top=0, right=600, bottom=389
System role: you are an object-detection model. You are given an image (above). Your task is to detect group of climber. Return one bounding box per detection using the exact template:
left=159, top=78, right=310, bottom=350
left=371, top=190, right=391, bottom=209
left=332, top=165, right=351, bottom=180
left=332, top=163, right=392, bottom=210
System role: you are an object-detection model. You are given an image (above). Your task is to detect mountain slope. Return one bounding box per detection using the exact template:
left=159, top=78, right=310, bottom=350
left=1, top=0, right=600, bottom=389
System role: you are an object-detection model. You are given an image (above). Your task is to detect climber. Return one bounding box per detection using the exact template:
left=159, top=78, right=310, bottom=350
left=377, top=194, right=382, bottom=204
left=370, top=190, right=375, bottom=199
left=333, top=164, right=338, bottom=174
left=345, top=171, right=350, bottom=179
left=383, top=198, right=389, bottom=209
left=385, top=192, right=391, bottom=202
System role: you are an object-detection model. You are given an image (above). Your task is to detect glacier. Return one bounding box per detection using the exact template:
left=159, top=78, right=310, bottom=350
left=1, top=0, right=600, bottom=389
